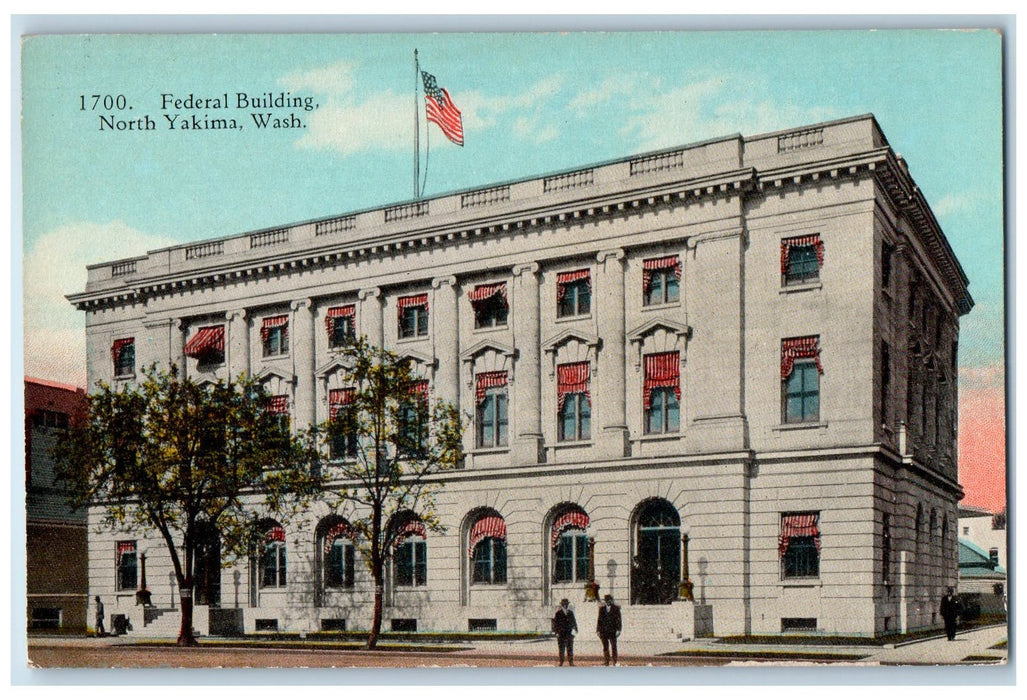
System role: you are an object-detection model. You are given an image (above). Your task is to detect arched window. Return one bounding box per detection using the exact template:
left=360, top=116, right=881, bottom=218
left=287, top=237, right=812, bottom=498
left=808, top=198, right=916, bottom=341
left=259, top=521, right=287, bottom=589
left=318, top=517, right=356, bottom=589
left=468, top=512, right=507, bottom=585
left=551, top=507, right=590, bottom=583
left=392, top=516, right=428, bottom=587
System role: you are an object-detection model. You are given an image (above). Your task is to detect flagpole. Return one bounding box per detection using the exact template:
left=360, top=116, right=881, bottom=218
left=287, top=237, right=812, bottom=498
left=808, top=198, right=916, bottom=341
left=414, top=49, right=420, bottom=200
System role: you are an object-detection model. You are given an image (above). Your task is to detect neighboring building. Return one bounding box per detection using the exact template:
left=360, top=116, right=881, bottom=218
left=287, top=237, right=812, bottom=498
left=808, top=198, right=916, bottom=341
left=958, top=539, right=1006, bottom=616
left=958, top=505, right=1006, bottom=570
left=25, top=378, right=89, bottom=633
left=69, top=114, right=973, bottom=639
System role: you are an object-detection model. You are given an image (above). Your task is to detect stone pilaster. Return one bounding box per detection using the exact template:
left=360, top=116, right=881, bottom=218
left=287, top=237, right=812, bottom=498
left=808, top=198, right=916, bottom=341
left=291, top=299, right=315, bottom=429
left=142, top=318, right=178, bottom=375
left=226, top=309, right=250, bottom=378
left=172, top=319, right=187, bottom=377
left=431, top=275, right=459, bottom=406
left=359, top=287, right=383, bottom=348
left=685, top=229, right=748, bottom=452
left=511, top=262, right=544, bottom=465
left=596, top=248, right=629, bottom=458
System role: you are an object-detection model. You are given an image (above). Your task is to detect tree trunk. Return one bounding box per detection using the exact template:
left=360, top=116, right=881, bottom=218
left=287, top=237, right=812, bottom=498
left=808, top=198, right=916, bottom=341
left=367, top=583, right=384, bottom=649
left=177, top=583, right=197, bottom=646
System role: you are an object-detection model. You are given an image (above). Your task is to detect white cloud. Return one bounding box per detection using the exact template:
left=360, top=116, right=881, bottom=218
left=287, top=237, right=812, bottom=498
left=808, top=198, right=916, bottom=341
left=567, top=73, right=640, bottom=113
left=294, top=90, right=412, bottom=155
left=933, top=191, right=975, bottom=218
left=280, top=60, right=357, bottom=97
left=23, top=221, right=176, bottom=387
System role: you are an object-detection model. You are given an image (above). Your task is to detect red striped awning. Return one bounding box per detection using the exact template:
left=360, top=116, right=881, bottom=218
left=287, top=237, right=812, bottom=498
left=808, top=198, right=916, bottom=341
left=409, top=380, right=429, bottom=398
left=468, top=515, right=506, bottom=555
left=116, top=541, right=136, bottom=557
left=392, top=519, right=427, bottom=550
left=475, top=371, right=508, bottom=404
left=329, top=388, right=356, bottom=419
left=551, top=510, right=589, bottom=548
left=780, top=234, right=825, bottom=274
left=556, top=269, right=591, bottom=301
left=265, top=526, right=286, bottom=543
left=781, top=336, right=823, bottom=378
left=184, top=325, right=225, bottom=359
left=260, top=315, right=289, bottom=343
left=267, top=395, right=289, bottom=415
left=643, top=352, right=680, bottom=409
left=778, top=513, right=820, bottom=556
left=557, top=362, right=590, bottom=411
left=323, top=521, right=356, bottom=554
left=398, top=294, right=429, bottom=311
left=643, top=255, right=682, bottom=291
left=111, top=337, right=134, bottom=363
left=468, top=282, right=507, bottom=303
left=325, top=305, right=356, bottom=335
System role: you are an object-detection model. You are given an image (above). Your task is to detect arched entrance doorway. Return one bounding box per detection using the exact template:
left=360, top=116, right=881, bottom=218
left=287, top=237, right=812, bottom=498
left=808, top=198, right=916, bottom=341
left=193, top=521, right=221, bottom=607
left=632, top=499, right=680, bottom=605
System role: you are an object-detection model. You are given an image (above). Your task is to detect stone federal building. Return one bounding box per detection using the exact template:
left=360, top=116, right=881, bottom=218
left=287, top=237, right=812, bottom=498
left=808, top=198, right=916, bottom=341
left=69, top=115, right=972, bottom=640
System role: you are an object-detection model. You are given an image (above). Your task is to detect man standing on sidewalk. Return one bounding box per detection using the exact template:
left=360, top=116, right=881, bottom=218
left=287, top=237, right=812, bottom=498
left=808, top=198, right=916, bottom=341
left=552, top=598, right=578, bottom=666
left=597, top=594, right=622, bottom=665
left=940, top=587, right=962, bottom=641
left=93, top=596, right=105, bottom=637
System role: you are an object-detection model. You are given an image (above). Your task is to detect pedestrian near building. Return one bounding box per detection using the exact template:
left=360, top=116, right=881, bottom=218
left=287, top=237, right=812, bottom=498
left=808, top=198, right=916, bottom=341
left=551, top=598, right=578, bottom=666
left=940, top=587, right=962, bottom=641
left=596, top=594, right=621, bottom=666
left=93, top=596, right=105, bottom=637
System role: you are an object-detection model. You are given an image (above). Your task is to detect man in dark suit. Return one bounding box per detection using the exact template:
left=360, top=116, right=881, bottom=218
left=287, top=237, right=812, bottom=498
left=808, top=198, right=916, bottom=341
left=596, top=594, right=622, bottom=665
left=940, top=587, right=962, bottom=641
left=552, top=598, right=578, bottom=666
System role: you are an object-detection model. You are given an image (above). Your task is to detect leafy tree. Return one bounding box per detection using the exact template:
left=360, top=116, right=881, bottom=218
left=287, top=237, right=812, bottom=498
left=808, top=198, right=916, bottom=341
left=54, top=365, right=322, bottom=646
left=319, top=337, right=463, bottom=649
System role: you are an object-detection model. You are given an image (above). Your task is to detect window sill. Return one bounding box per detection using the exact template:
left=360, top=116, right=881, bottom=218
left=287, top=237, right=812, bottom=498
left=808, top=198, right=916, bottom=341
left=636, top=431, right=680, bottom=442
left=470, top=582, right=508, bottom=587
left=114, top=373, right=136, bottom=382
left=780, top=281, right=822, bottom=294
left=473, top=324, right=509, bottom=334
left=471, top=446, right=509, bottom=455
left=641, top=300, right=681, bottom=311
left=779, top=578, right=822, bottom=588
left=555, top=313, right=592, bottom=324
left=773, top=421, right=828, bottom=432
left=394, top=584, right=428, bottom=590
left=396, top=335, right=429, bottom=344
left=553, top=439, right=592, bottom=449
left=262, top=353, right=291, bottom=361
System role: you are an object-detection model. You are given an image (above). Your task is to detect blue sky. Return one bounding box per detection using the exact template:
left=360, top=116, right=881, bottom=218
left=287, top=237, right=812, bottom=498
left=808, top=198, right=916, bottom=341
left=20, top=29, right=1004, bottom=388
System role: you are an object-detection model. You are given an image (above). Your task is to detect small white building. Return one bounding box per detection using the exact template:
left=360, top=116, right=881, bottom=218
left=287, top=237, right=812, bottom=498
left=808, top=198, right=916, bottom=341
left=70, top=114, right=972, bottom=640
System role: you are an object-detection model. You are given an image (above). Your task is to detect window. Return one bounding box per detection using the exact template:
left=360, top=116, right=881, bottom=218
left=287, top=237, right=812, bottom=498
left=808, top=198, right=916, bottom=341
left=261, top=316, right=289, bottom=357
left=882, top=513, right=892, bottom=585
left=325, top=539, right=355, bottom=589
left=644, top=352, right=680, bottom=434
left=643, top=256, right=681, bottom=306
left=469, top=514, right=507, bottom=584
left=30, top=607, right=62, bottom=630
left=557, top=362, right=591, bottom=441
left=780, top=234, right=824, bottom=285
left=780, top=513, right=820, bottom=578
left=395, top=539, right=428, bottom=587
left=882, top=241, right=894, bottom=289
left=781, top=337, right=823, bottom=424
left=260, top=525, right=287, bottom=588
left=880, top=341, right=891, bottom=426
left=267, top=394, right=290, bottom=433
left=116, top=541, right=138, bottom=590
left=328, top=388, right=358, bottom=459
left=399, top=381, right=429, bottom=456
left=551, top=509, right=590, bottom=583
left=33, top=409, right=69, bottom=430
left=112, top=338, right=135, bottom=376
left=326, top=306, right=356, bottom=348
left=398, top=294, right=429, bottom=338
left=184, top=325, right=225, bottom=366
left=469, top=283, right=508, bottom=328
left=557, top=270, right=591, bottom=317
left=475, top=372, right=508, bottom=448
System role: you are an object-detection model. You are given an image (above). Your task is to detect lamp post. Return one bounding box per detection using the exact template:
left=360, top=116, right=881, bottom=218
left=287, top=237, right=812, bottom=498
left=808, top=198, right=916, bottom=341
left=136, top=547, right=152, bottom=606
left=585, top=536, right=600, bottom=601
left=679, top=533, right=694, bottom=601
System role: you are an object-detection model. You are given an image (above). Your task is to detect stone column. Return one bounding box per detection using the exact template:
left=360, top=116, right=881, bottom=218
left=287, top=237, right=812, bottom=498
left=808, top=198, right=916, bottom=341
left=596, top=248, right=629, bottom=458
left=511, top=262, right=544, bottom=465
left=291, top=299, right=315, bottom=430
left=172, top=319, right=187, bottom=378
left=359, top=287, right=383, bottom=348
left=226, top=309, right=250, bottom=378
left=431, top=275, right=459, bottom=406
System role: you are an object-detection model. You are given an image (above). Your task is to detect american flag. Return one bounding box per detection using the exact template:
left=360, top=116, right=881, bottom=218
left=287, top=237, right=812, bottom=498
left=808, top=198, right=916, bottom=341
left=421, top=70, right=464, bottom=146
